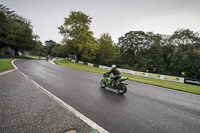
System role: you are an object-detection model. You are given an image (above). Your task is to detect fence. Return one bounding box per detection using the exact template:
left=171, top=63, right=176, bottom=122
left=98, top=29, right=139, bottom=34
left=70, top=59, right=199, bottom=86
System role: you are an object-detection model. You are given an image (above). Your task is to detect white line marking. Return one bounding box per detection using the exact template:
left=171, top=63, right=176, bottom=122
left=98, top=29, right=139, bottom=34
left=12, top=59, right=18, bottom=69
left=13, top=60, right=109, bottom=133
left=0, top=69, right=16, bottom=76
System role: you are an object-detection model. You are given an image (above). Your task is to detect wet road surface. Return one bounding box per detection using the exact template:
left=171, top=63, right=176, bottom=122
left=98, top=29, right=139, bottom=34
left=0, top=70, right=95, bottom=133
left=14, top=60, right=200, bottom=133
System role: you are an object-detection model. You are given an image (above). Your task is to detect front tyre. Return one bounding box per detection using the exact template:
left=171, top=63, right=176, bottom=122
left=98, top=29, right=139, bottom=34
left=100, top=79, right=106, bottom=88
left=117, top=83, right=127, bottom=94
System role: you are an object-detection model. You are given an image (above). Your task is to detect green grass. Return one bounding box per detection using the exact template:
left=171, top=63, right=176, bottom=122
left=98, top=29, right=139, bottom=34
left=54, top=60, right=200, bottom=95
left=27, top=55, right=46, bottom=60
left=0, top=59, right=14, bottom=73
left=28, top=55, right=41, bottom=58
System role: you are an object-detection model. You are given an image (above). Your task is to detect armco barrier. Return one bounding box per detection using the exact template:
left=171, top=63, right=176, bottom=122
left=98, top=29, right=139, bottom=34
left=148, top=73, right=160, bottom=79
left=184, top=78, right=200, bottom=86
left=118, top=68, right=133, bottom=74
left=135, top=71, right=145, bottom=76
left=164, top=75, right=184, bottom=83
left=101, top=66, right=111, bottom=70
left=164, top=76, right=179, bottom=81
left=83, top=62, right=88, bottom=65
left=88, top=63, right=93, bottom=67
left=93, top=64, right=99, bottom=68
left=79, top=61, right=83, bottom=64
left=105, top=67, right=111, bottom=70
left=69, top=59, right=199, bottom=85
left=99, top=65, right=105, bottom=69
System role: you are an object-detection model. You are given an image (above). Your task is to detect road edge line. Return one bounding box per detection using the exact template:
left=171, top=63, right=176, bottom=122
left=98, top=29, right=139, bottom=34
left=12, top=59, right=18, bottom=69
left=0, top=69, right=16, bottom=76
left=13, top=60, right=109, bottom=133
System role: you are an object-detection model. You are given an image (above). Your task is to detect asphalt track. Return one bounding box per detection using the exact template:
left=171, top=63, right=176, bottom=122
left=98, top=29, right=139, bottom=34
left=14, top=60, right=200, bottom=133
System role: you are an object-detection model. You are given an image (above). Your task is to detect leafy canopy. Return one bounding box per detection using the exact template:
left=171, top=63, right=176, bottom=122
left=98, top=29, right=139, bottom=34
left=0, top=4, right=37, bottom=55
left=58, top=11, right=98, bottom=62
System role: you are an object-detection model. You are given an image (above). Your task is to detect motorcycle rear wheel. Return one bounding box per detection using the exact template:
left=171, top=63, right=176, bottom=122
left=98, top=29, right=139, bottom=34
left=117, top=83, right=127, bottom=94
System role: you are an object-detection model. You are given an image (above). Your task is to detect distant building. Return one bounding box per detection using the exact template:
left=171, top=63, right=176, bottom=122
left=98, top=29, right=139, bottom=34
left=0, top=46, right=28, bottom=57
left=0, top=46, right=15, bottom=56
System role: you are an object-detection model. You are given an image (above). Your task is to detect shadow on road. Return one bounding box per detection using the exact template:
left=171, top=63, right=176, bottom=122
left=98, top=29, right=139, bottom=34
left=99, top=87, right=127, bottom=102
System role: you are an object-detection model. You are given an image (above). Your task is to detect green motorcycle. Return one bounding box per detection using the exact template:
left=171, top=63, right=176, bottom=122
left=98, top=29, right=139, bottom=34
left=100, top=72, right=128, bottom=94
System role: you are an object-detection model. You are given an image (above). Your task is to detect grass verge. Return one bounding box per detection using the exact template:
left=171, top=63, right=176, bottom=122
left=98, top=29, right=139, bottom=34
left=0, top=59, right=14, bottom=73
left=27, top=55, right=46, bottom=60
left=54, top=60, right=200, bottom=95
left=28, top=55, right=42, bottom=58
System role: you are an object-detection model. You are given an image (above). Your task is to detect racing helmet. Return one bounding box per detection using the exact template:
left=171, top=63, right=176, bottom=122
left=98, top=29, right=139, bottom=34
left=111, top=64, right=116, bottom=69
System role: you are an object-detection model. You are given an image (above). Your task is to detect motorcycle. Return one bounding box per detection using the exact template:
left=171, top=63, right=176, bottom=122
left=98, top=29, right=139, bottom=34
left=100, top=72, right=128, bottom=94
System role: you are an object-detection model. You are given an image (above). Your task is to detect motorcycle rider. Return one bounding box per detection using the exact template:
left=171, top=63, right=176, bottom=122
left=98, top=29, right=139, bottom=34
left=108, top=65, right=121, bottom=87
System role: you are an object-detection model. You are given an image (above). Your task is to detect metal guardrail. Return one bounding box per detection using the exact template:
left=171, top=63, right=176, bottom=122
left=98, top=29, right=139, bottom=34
left=0, top=55, right=33, bottom=59
left=70, top=59, right=200, bottom=86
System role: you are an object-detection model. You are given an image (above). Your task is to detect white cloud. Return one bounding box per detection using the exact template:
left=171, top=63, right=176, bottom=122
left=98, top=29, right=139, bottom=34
left=1, top=0, right=200, bottom=44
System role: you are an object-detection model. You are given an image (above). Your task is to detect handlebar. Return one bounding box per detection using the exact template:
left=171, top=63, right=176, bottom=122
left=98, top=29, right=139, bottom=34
left=103, top=72, right=113, bottom=78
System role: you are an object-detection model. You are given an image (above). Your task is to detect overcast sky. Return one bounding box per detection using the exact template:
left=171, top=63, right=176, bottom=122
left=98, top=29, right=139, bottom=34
left=1, top=0, right=200, bottom=44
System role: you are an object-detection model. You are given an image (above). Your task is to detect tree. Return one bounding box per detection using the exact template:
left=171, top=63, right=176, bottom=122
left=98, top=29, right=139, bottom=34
left=170, top=29, right=200, bottom=46
left=45, top=40, right=57, bottom=55
left=51, top=44, right=68, bottom=57
left=118, top=31, right=152, bottom=54
left=14, top=16, right=35, bottom=54
left=0, top=4, right=16, bottom=49
left=169, top=29, right=200, bottom=78
left=30, top=35, right=45, bottom=56
left=95, top=33, right=119, bottom=65
left=58, top=11, right=98, bottom=62
left=162, top=44, right=176, bottom=75
left=0, top=4, right=37, bottom=55
left=147, top=43, right=164, bottom=73
left=117, top=31, right=162, bottom=71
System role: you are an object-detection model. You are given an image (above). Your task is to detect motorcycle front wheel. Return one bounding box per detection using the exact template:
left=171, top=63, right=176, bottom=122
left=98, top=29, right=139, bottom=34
left=117, top=83, right=127, bottom=94
left=100, top=79, right=106, bottom=88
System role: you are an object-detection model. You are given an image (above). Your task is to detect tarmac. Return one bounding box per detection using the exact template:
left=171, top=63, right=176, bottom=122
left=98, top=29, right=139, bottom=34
left=0, top=67, right=100, bottom=133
